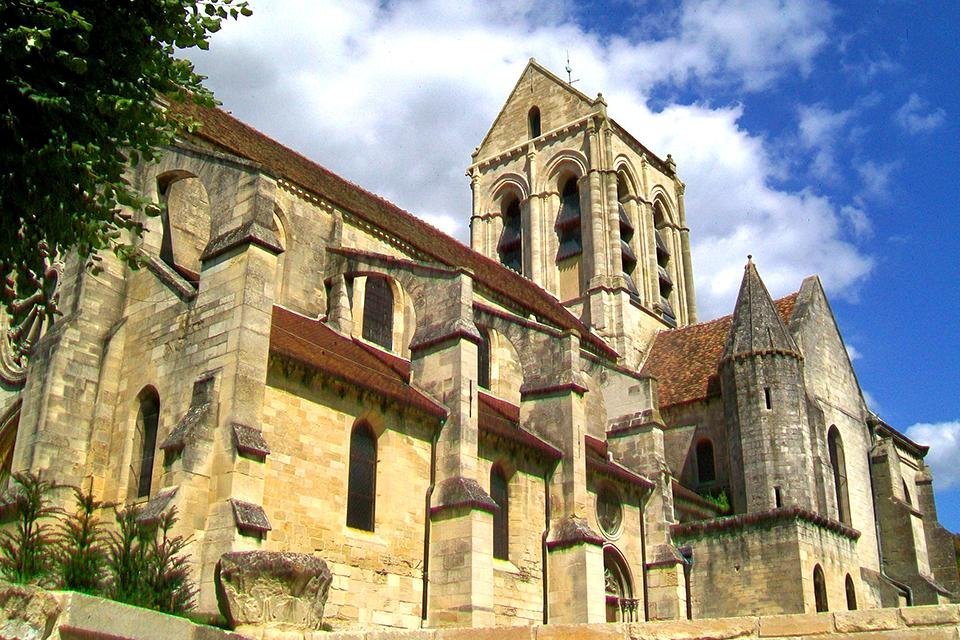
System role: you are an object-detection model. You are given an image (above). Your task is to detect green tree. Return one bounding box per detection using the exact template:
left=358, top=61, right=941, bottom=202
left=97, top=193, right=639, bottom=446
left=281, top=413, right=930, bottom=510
left=0, top=0, right=249, bottom=325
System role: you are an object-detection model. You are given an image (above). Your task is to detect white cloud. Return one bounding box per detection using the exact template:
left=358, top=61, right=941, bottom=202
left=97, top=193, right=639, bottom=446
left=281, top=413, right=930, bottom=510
left=188, top=0, right=869, bottom=319
left=906, top=421, right=960, bottom=491
left=845, top=344, right=862, bottom=361
left=797, top=104, right=853, bottom=178
left=856, top=159, right=898, bottom=203
left=895, top=94, right=946, bottom=134
left=841, top=205, right=872, bottom=238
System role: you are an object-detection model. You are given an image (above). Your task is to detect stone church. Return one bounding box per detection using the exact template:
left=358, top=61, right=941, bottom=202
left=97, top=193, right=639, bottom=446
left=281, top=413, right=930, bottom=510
left=0, top=60, right=956, bottom=630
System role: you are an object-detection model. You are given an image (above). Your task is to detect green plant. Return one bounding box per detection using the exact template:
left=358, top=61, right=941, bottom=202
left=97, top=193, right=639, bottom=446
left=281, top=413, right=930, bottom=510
left=106, top=504, right=195, bottom=615
left=148, top=508, right=195, bottom=614
left=0, top=471, right=59, bottom=585
left=1, top=0, right=251, bottom=323
left=698, top=488, right=731, bottom=514
left=56, top=486, right=108, bottom=594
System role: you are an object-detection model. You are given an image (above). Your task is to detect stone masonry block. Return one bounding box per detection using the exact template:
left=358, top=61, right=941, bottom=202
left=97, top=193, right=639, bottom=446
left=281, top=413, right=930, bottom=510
left=538, top=623, right=625, bottom=640
left=626, top=616, right=758, bottom=640
left=758, top=612, right=832, bottom=637
left=439, top=625, right=534, bottom=640
left=833, top=608, right=901, bottom=633
left=900, top=605, right=960, bottom=627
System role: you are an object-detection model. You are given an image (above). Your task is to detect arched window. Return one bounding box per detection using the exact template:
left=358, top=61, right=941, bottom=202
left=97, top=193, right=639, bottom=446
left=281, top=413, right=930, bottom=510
left=902, top=479, right=913, bottom=506
left=477, top=326, right=491, bottom=390
left=617, top=174, right=638, bottom=296
left=653, top=201, right=675, bottom=326
left=813, top=564, right=828, bottom=612
left=491, top=465, right=509, bottom=560
left=828, top=426, right=850, bottom=525
left=845, top=574, right=857, bottom=610
left=695, top=439, right=716, bottom=484
left=347, top=422, right=377, bottom=531
left=157, top=173, right=210, bottom=278
left=498, top=196, right=523, bottom=274
left=604, top=547, right=637, bottom=622
left=528, top=106, right=541, bottom=139
left=362, top=276, right=394, bottom=351
left=556, top=176, right=583, bottom=300
left=134, top=387, right=160, bottom=499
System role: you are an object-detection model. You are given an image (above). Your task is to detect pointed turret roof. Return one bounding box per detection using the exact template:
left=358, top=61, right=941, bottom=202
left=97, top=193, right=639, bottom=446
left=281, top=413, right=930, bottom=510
left=722, top=257, right=801, bottom=361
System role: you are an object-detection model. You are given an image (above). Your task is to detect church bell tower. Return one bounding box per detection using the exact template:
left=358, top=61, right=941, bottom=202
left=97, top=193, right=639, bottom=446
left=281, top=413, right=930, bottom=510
left=467, top=60, right=697, bottom=365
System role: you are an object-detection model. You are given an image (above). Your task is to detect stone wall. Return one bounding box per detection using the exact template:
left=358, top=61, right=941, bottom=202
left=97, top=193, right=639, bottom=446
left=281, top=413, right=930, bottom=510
left=313, top=605, right=960, bottom=640
left=261, top=370, right=435, bottom=630
left=674, top=513, right=863, bottom=618
left=1, top=581, right=957, bottom=640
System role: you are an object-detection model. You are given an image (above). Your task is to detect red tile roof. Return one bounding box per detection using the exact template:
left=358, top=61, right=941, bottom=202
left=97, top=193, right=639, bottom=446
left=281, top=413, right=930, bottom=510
left=170, top=101, right=616, bottom=360
left=477, top=391, right=562, bottom=460
left=584, top=435, right=655, bottom=489
left=269, top=306, right=446, bottom=418
left=642, top=293, right=798, bottom=409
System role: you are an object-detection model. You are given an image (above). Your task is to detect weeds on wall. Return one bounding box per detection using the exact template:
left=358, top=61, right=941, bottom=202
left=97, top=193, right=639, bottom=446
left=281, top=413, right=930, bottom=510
left=0, top=471, right=195, bottom=614
left=697, top=488, right=731, bottom=514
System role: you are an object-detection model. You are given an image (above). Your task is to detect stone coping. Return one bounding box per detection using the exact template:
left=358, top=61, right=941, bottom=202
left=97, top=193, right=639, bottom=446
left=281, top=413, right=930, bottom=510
left=312, top=605, right=960, bottom=640
left=1, top=582, right=956, bottom=639
left=0, top=583, right=246, bottom=639
left=671, top=506, right=861, bottom=541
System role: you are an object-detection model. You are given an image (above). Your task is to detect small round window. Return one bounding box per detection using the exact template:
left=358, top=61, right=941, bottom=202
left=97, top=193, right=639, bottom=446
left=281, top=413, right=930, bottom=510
left=597, top=485, right=623, bottom=537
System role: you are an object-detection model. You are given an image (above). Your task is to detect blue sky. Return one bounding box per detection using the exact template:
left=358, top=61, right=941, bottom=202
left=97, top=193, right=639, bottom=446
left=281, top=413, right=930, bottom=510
left=190, top=0, right=960, bottom=531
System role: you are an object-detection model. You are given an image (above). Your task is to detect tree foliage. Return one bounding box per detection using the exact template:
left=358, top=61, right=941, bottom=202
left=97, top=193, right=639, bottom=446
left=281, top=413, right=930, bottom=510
left=0, top=0, right=249, bottom=322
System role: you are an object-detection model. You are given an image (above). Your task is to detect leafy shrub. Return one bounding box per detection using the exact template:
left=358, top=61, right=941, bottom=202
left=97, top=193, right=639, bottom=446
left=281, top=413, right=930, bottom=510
left=106, top=504, right=195, bottom=614
left=0, top=471, right=60, bottom=585
left=0, top=471, right=195, bottom=615
left=56, top=487, right=108, bottom=594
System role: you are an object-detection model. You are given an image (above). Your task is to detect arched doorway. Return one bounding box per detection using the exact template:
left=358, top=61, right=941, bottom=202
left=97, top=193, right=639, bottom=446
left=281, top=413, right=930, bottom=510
left=604, top=546, right=638, bottom=622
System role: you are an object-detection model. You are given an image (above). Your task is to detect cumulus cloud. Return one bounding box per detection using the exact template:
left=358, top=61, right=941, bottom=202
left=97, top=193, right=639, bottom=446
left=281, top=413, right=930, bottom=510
left=856, top=159, right=899, bottom=203
left=797, top=104, right=854, bottom=179
left=896, top=94, right=946, bottom=134
left=906, top=421, right=960, bottom=491
left=188, top=0, right=870, bottom=319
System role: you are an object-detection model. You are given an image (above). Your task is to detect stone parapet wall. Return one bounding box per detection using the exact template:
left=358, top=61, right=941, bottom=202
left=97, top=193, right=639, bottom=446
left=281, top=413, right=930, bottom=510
left=312, top=606, right=959, bottom=640
left=2, top=581, right=957, bottom=640
left=0, top=583, right=242, bottom=640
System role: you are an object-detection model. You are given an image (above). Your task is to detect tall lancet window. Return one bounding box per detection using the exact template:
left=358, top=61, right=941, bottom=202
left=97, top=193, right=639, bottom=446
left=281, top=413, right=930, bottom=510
left=828, top=426, right=850, bottom=525
left=654, top=201, right=675, bottom=326
left=347, top=421, right=377, bottom=531
left=556, top=176, right=583, bottom=300
left=498, top=197, right=523, bottom=274
left=528, top=106, right=541, bottom=139
left=491, top=465, right=509, bottom=560
left=134, top=387, right=160, bottom=499
left=617, top=174, right=638, bottom=296
left=362, top=276, right=393, bottom=351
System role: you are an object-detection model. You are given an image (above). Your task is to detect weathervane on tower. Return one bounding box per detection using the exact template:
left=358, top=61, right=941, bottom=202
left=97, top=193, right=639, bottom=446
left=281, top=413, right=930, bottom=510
left=565, top=51, right=579, bottom=85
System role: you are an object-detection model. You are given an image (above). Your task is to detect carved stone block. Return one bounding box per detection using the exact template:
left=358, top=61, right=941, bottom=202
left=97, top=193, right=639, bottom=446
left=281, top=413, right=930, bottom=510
left=215, top=551, right=332, bottom=632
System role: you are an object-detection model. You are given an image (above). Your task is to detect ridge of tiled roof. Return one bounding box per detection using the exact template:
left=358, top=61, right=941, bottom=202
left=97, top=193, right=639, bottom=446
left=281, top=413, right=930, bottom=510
left=642, top=293, right=798, bottom=409
left=269, top=306, right=446, bottom=418
left=170, top=101, right=617, bottom=361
